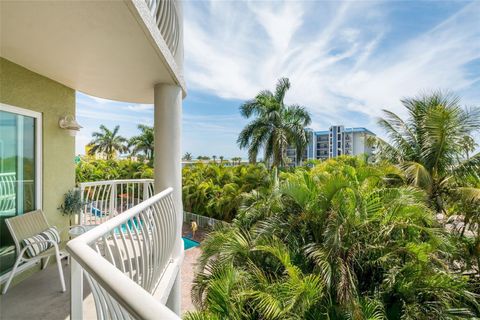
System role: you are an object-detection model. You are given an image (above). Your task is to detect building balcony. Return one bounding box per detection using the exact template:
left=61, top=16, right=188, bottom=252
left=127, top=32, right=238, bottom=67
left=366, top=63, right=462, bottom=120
left=1, top=179, right=185, bottom=319
left=0, top=0, right=186, bottom=103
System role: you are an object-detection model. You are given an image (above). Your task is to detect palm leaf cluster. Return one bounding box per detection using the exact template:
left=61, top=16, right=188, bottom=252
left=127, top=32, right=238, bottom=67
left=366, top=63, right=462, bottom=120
left=371, top=91, right=480, bottom=212
left=128, top=124, right=154, bottom=161
left=75, top=159, right=152, bottom=182
left=182, top=163, right=272, bottom=221
left=87, top=124, right=154, bottom=162
left=185, top=157, right=480, bottom=320
left=87, top=125, right=128, bottom=160
left=238, top=78, right=311, bottom=167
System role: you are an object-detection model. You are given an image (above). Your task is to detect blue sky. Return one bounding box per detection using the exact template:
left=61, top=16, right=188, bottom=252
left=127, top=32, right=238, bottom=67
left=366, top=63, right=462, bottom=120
left=76, top=0, right=480, bottom=158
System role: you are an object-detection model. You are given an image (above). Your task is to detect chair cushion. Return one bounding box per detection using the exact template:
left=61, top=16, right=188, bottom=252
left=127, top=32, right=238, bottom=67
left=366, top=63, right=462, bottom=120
left=21, top=227, right=61, bottom=258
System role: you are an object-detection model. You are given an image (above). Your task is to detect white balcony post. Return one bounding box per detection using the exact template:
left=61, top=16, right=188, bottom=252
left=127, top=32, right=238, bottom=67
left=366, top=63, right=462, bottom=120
left=110, top=181, right=116, bottom=217
left=154, top=83, right=183, bottom=315
left=70, top=259, right=83, bottom=320
left=166, top=273, right=181, bottom=313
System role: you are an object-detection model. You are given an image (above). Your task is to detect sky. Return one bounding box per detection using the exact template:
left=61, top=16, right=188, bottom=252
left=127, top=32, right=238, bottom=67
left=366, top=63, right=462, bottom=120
left=76, top=0, right=480, bottom=158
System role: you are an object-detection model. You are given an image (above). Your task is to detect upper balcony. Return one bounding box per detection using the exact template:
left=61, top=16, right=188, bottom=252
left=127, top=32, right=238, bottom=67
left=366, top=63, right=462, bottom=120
left=0, top=0, right=186, bottom=103
left=144, top=0, right=181, bottom=59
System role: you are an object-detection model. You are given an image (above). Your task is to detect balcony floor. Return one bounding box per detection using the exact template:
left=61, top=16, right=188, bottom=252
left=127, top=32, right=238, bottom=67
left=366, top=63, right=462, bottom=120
left=0, top=247, right=201, bottom=319
left=0, top=260, right=96, bottom=320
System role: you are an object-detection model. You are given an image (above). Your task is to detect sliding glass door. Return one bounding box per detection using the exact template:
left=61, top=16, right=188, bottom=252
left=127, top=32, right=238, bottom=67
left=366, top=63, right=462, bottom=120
left=0, top=104, right=41, bottom=274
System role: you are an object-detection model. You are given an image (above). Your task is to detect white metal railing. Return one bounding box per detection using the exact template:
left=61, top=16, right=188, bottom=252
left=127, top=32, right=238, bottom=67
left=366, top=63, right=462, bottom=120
left=0, top=172, right=34, bottom=215
left=0, top=172, right=16, bottom=213
left=67, top=187, right=181, bottom=320
left=183, top=211, right=226, bottom=229
left=144, top=0, right=180, bottom=56
left=79, top=179, right=154, bottom=226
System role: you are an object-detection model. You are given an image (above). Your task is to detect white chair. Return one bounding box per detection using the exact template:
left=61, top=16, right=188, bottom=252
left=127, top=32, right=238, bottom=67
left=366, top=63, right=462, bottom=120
left=2, top=210, right=83, bottom=294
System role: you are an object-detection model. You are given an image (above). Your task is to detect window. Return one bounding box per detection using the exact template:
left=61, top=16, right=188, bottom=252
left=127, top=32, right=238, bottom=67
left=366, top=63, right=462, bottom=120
left=0, top=104, right=42, bottom=272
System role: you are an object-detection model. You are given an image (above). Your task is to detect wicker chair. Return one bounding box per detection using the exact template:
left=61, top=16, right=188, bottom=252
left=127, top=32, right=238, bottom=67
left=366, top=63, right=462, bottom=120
left=2, top=210, right=83, bottom=294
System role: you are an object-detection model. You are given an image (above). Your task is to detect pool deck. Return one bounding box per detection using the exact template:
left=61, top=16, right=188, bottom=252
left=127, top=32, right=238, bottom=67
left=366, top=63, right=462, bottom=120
left=181, top=246, right=201, bottom=314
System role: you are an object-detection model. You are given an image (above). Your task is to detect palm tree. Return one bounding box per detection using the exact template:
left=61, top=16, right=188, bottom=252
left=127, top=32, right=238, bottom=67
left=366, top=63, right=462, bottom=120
left=459, top=136, right=478, bottom=160
left=183, top=152, right=193, bottom=161
left=212, top=155, right=217, bottom=163
left=88, top=125, right=128, bottom=160
left=189, top=157, right=480, bottom=318
left=128, top=124, right=154, bottom=161
left=237, top=78, right=311, bottom=167
left=375, top=91, right=480, bottom=212
left=231, top=157, right=239, bottom=165
left=219, top=156, right=224, bottom=163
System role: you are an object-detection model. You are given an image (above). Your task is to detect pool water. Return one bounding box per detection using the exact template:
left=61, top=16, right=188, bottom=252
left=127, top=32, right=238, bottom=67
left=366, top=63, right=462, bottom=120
left=115, top=222, right=200, bottom=250
left=183, top=237, right=200, bottom=250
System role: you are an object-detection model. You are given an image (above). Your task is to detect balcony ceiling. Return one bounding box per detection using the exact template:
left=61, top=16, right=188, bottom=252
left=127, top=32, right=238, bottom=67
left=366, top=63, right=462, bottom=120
left=0, top=1, right=184, bottom=104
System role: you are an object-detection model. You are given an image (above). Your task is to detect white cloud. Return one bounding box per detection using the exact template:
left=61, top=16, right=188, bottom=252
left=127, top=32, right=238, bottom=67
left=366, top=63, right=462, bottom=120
left=123, top=104, right=153, bottom=112
left=184, top=1, right=480, bottom=135
left=77, top=109, right=153, bottom=125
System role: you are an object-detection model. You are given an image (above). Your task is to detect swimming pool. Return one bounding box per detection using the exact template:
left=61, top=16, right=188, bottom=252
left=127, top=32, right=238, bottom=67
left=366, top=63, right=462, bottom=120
left=116, top=223, right=199, bottom=250
left=183, top=237, right=200, bottom=250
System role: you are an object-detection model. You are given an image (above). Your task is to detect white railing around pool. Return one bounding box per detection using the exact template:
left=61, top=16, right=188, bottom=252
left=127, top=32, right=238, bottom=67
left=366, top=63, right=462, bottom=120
left=79, top=179, right=154, bottom=226
left=67, top=187, right=181, bottom=320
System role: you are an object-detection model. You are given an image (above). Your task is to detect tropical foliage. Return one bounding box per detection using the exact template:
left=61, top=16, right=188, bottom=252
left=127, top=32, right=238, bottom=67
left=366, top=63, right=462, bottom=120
left=76, top=159, right=152, bottom=182
left=186, top=91, right=480, bottom=320
left=238, top=78, right=312, bottom=167
left=182, top=163, right=272, bottom=221
left=185, top=157, right=480, bottom=320
left=87, top=125, right=128, bottom=160
left=128, top=124, right=154, bottom=161
left=370, top=91, right=480, bottom=213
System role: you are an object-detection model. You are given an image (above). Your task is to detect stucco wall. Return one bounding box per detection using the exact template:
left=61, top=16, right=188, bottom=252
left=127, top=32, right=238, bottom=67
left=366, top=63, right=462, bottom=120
left=0, top=57, right=75, bottom=230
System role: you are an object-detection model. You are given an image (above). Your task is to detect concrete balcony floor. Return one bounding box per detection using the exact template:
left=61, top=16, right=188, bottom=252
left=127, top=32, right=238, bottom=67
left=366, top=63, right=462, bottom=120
left=0, top=260, right=96, bottom=320
left=0, top=247, right=201, bottom=319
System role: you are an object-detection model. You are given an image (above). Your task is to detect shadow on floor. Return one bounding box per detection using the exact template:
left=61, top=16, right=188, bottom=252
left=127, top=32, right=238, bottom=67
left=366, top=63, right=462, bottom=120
left=0, top=260, right=92, bottom=320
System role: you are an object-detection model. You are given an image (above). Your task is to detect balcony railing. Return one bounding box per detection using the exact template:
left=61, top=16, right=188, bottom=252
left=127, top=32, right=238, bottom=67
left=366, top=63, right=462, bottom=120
left=0, top=172, right=16, bottom=213
left=67, top=187, right=181, bottom=319
left=144, top=0, right=180, bottom=56
left=0, top=172, right=34, bottom=215
left=79, top=179, right=154, bottom=226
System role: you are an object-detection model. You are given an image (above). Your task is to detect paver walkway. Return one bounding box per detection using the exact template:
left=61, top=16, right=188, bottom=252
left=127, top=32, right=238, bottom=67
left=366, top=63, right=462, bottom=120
left=181, top=246, right=201, bottom=314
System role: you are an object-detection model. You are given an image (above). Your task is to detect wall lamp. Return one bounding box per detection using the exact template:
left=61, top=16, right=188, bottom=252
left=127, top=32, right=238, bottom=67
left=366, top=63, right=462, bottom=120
left=59, top=115, right=82, bottom=136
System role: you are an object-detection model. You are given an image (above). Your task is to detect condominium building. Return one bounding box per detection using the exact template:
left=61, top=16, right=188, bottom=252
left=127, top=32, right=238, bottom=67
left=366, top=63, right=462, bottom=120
left=287, top=126, right=376, bottom=165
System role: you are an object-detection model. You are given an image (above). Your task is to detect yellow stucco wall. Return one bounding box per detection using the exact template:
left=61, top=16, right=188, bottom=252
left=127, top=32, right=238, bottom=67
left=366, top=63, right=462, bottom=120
left=0, top=57, right=75, bottom=231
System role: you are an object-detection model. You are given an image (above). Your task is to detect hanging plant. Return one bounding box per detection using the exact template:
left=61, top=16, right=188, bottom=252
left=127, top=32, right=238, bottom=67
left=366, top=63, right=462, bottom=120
left=58, top=188, right=85, bottom=216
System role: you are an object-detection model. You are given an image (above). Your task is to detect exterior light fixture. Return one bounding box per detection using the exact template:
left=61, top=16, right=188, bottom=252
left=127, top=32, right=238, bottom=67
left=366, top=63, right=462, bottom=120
left=59, top=115, right=82, bottom=136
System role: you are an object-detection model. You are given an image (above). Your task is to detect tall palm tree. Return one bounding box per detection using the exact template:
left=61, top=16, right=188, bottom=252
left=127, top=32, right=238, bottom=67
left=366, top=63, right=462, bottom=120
left=374, top=91, right=480, bottom=212
left=237, top=78, right=311, bottom=167
left=88, top=125, right=128, bottom=160
left=128, top=124, right=154, bottom=160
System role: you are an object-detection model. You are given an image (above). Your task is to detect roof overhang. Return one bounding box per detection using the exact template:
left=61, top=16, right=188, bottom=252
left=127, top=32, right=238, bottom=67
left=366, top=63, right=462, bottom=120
left=0, top=0, right=185, bottom=104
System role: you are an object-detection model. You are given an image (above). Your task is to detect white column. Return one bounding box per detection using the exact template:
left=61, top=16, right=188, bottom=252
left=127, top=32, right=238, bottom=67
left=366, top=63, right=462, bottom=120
left=166, top=272, right=181, bottom=314
left=154, top=83, right=183, bottom=315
